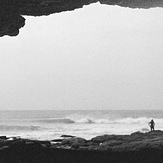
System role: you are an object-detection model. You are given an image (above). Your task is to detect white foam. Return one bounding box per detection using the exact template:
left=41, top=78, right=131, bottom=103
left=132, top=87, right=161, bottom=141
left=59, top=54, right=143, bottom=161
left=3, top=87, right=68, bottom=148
left=0, top=110, right=163, bottom=141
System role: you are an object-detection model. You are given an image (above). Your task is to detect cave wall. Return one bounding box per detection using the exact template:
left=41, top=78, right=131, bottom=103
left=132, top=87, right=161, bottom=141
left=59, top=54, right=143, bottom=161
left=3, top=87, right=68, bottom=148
left=0, top=0, right=163, bottom=37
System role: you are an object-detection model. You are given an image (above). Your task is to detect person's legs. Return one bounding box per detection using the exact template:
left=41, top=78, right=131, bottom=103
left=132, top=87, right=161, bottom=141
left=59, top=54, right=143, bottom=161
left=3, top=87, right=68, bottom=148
left=151, top=126, right=154, bottom=131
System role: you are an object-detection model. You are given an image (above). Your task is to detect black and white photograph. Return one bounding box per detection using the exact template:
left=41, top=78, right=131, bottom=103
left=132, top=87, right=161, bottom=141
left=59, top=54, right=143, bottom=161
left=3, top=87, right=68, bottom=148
left=0, top=0, right=163, bottom=162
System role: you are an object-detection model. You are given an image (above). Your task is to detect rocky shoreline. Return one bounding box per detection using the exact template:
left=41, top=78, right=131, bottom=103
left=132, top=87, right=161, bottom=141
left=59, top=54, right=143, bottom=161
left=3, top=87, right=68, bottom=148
left=0, top=130, right=163, bottom=163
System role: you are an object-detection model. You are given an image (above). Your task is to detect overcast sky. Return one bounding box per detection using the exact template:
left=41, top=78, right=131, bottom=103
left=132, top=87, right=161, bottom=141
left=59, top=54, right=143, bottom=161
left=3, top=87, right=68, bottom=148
left=0, top=3, right=163, bottom=110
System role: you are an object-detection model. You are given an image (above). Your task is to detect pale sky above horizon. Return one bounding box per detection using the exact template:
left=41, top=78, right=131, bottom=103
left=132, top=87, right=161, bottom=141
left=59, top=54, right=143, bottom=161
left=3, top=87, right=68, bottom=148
left=0, top=3, right=163, bottom=110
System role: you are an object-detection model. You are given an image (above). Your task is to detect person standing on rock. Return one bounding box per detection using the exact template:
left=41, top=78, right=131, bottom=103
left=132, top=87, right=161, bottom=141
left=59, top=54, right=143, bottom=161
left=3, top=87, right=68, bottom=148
left=148, top=119, right=155, bottom=131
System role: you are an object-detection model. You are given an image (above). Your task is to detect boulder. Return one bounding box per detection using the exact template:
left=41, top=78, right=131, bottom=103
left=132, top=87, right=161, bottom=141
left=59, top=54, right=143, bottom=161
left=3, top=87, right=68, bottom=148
left=61, top=137, right=87, bottom=148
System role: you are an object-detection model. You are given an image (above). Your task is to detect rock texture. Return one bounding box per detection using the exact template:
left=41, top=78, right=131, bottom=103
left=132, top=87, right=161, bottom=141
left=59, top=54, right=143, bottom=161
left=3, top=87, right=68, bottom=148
left=0, top=0, right=163, bottom=37
left=1, top=131, right=163, bottom=162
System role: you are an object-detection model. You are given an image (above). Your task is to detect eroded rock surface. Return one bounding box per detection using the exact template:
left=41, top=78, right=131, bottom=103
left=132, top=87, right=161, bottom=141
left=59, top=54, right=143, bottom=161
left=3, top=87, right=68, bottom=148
left=1, top=131, right=163, bottom=162
left=0, top=0, right=163, bottom=37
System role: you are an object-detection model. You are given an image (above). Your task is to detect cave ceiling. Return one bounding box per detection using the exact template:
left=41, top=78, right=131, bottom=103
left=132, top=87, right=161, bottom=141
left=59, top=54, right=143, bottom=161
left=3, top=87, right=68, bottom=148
left=0, top=0, right=163, bottom=37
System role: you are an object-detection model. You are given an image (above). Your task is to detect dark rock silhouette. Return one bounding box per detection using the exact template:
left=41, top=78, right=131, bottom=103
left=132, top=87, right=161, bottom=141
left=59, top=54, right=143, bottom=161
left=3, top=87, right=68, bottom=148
left=1, top=131, right=163, bottom=162
left=61, top=135, right=76, bottom=138
left=0, top=0, right=163, bottom=37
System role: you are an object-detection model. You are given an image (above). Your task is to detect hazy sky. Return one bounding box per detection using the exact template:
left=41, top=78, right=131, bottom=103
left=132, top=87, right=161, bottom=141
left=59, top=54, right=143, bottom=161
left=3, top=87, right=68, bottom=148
left=0, top=3, right=163, bottom=110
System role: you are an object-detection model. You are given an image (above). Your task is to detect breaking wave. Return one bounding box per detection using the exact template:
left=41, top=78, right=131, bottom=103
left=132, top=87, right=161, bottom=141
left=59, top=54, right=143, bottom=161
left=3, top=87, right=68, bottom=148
left=36, top=117, right=163, bottom=125
left=37, top=118, right=75, bottom=124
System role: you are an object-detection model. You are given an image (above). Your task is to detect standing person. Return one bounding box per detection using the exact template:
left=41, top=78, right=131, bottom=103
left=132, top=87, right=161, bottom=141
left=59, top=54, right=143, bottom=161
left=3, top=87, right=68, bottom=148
left=148, top=119, right=155, bottom=131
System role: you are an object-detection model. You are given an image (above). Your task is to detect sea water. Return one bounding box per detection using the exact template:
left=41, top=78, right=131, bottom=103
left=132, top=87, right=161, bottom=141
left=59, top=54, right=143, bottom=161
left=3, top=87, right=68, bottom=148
left=0, top=110, right=162, bottom=140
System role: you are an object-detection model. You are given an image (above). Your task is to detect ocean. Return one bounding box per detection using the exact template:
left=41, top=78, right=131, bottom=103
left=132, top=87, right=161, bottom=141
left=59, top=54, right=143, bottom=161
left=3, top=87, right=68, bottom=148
left=0, top=110, right=162, bottom=140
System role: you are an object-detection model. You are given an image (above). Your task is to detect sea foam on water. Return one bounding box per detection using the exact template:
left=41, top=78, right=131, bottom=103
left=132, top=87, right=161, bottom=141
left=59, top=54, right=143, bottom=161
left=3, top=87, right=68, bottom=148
left=0, top=110, right=162, bottom=140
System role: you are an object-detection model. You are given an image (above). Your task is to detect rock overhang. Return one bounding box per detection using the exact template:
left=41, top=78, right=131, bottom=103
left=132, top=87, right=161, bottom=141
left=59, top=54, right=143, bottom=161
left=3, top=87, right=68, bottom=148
left=0, top=0, right=163, bottom=37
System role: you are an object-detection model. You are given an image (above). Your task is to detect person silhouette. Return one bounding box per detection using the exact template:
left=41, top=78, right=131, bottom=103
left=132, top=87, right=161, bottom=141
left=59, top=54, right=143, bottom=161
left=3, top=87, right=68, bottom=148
left=148, top=119, right=155, bottom=131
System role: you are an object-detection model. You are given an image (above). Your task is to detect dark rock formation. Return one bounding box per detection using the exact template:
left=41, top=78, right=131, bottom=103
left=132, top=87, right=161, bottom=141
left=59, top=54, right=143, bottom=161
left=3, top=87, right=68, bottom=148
left=1, top=131, right=163, bottom=162
left=0, top=0, right=163, bottom=37
left=61, top=135, right=76, bottom=138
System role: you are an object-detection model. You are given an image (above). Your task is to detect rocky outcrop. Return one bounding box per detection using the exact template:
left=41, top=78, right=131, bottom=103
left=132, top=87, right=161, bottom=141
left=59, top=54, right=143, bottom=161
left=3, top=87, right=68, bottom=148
left=100, top=0, right=163, bottom=8
left=1, top=130, right=163, bottom=162
left=0, top=0, right=163, bottom=37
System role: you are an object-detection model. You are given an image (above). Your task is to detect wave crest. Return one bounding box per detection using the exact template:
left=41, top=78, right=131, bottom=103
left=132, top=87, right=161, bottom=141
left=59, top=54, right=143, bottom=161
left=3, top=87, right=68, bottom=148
left=35, top=117, right=163, bottom=125
left=38, top=118, right=75, bottom=124
left=76, top=118, right=94, bottom=123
